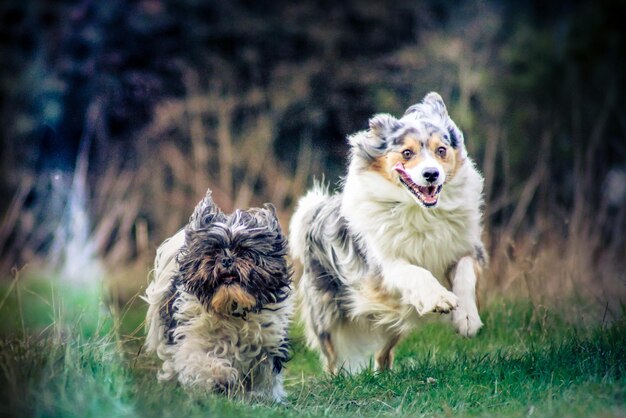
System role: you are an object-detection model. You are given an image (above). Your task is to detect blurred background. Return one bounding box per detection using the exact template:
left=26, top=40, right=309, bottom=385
left=1, top=0, right=625, bottom=317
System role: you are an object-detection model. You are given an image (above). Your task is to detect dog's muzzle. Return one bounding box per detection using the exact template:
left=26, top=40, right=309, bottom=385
left=394, top=162, right=443, bottom=207
left=216, top=265, right=238, bottom=285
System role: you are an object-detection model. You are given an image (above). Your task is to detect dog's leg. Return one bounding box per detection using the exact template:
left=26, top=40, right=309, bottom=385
left=170, top=335, right=239, bottom=390
left=382, top=261, right=458, bottom=315
left=374, top=334, right=401, bottom=371
left=318, top=331, right=338, bottom=374
left=270, top=373, right=286, bottom=403
left=450, top=256, right=483, bottom=337
left=242, top=359, right=287, bottom=402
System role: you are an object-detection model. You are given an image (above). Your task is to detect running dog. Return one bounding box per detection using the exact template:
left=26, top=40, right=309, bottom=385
left=144, top=189, right=292, bottom=401
left=290, top=92, right=486, bottom=373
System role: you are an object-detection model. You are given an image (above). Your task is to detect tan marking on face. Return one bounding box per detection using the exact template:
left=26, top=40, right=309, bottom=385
left=428, top=133, right=459, bottom=183
left=371, top=133, right=461, bottom=184
left=371, top=136, right=425, bottom=184
left=235, top=259, right=255, bottom=284
left=188, top=257, right=214, bottom=287
left=210, top=284, right=256, bottom=314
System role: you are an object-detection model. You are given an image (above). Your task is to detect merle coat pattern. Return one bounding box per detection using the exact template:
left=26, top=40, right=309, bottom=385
left=290, top=93, right=486, bottom=373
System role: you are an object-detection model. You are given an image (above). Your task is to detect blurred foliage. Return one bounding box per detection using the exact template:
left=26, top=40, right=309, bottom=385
left=0, top=0, right=625, bottom=279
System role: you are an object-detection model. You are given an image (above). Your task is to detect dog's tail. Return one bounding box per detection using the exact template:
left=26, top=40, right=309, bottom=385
left=143, top=228, right=185, bottom=354
left=289, top=182, right=329, bottom=262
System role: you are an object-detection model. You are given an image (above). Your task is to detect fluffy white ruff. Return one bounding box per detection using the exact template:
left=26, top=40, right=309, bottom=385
left=144, top=229, right=292, bottom=401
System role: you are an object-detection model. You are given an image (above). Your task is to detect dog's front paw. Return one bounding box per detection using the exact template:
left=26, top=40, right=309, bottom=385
left=210, top=363, right=239, bottom=390
left=411, top=281, right=459, bottom=315
left=452, top=303, right=483, bottom=337
left=178, top=357, right=239, bottom=391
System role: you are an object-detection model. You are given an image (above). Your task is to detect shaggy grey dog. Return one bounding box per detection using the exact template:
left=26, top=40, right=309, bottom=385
left=144, top=189, right=292, bottom=401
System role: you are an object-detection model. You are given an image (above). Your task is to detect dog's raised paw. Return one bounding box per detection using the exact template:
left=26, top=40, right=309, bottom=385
left=413, top=284, right=459, bottom=316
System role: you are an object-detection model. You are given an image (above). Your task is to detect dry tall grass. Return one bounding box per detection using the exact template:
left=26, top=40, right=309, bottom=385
left=1, top=80, right=624, bottom=320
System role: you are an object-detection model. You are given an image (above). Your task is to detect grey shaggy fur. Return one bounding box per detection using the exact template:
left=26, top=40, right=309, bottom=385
left=300, top=195, right=370, bottom=333
left=144, top=188, right=293, bottom=401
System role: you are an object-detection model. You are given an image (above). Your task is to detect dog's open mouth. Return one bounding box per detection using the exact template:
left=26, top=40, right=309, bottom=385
left=394, top=162, right=442, bottom=207
left=217, top=272, right=238, bottom=284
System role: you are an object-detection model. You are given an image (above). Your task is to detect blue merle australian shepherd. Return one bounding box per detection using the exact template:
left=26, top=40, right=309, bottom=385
left=290, top=93, right=487, bottom=373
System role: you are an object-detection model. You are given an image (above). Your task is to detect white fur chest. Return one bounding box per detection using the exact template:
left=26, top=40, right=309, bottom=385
left=374, top=203, right=475, bottom=278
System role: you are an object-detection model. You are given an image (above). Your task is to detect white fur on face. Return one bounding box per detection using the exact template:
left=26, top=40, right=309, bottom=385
left=404, top=152, right=446, bottom=187
left=396, top=149, right=447, bottom=207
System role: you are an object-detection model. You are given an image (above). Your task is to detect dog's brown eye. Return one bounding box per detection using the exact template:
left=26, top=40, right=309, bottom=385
left=402, top=149, right=414, bottom=160
left=437, top=147, right=447, bottom=158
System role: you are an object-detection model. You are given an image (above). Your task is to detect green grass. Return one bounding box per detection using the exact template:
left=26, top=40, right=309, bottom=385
left=0, top=276, right=624, bottom=417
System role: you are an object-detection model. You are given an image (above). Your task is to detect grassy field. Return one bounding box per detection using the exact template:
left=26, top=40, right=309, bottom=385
left=0, top=275, right=624, bottom=417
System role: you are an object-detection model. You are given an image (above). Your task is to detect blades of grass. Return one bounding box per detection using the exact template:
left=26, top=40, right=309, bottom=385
left=0, top=272, right=19, bottom=312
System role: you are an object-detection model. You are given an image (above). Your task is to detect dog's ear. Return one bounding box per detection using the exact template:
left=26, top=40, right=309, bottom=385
left=368, top=113, right=402, bottom=139
left=421, top=92, right=448, bottom=118
left=262, top=203, right=278, bottom=219
left=349, top=113, right=402, bottom=162
left=259, top=203, right=284, bottom=233
left=238, top=203, right=282, bottom=233
left=251, top=203, right=288, bottom=255
left=423, top=92, right=465, bottom=153
left=444, top=114, right=466, bottom=157
left=188, top=188, right=223, bottom=230
left=404, top=92, right=466, bottom=157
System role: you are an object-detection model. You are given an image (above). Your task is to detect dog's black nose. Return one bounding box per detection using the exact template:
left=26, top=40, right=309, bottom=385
left=221, top=257, right=233, bottom=268
left=422, top=168, right=439, bottom=183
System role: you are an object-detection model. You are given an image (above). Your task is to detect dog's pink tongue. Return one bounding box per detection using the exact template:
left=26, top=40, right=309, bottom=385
left=393, top=162, right=407, bottom=175
left=418, top=185, right=438, bottom=203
